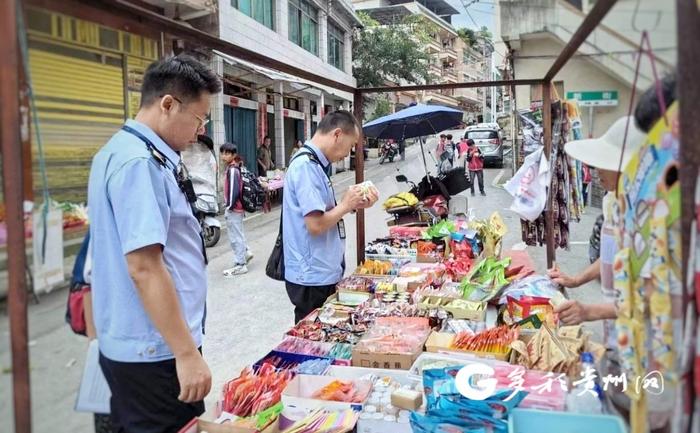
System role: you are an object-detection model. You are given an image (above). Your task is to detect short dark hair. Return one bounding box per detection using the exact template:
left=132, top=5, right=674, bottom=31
left=634, top=72, right=677, bottom=133
left=467, top=139, right=475, bottom=146
left=316, top=110, right=360, bottom=135
left=440, top=134, right=446, bottom=138
left=446, top=134, right=453, bottom=140
left=219, top=142, right=238, bottom=154
left=141, top=54, right=222, bottom=107
left=263, top=136, right=271, bottom=141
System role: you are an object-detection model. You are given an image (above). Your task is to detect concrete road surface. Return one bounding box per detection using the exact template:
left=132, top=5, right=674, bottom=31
left=0, top=143, right=603, bottom=432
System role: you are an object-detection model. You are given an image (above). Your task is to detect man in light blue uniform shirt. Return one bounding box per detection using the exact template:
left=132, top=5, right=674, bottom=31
left=87, top=55, right=221, bottom=433
left=283, top=111, right=379, bottom=322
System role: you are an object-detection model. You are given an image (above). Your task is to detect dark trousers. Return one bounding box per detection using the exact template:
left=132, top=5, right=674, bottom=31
left=99, top=352, right=204, bottom=433
left=285, top=281, right=337, bottom=323
left=470, top=170, right=485, bottom=194
left=582, top=182, right=590, bottom=206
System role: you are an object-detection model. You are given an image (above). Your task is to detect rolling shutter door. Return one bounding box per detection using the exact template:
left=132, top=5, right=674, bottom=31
left=29, top=40, right=125, bottom=203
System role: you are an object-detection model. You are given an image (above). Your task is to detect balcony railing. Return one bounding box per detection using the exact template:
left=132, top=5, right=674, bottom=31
left=427, top=39, right=442, bottom=54
left=455, top=87, right=480, bottom=103
left=439, top=48, right=458, bottom=62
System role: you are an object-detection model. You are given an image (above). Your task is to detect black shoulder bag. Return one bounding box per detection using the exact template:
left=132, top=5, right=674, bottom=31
left=265, top=147, right=322, bottom=281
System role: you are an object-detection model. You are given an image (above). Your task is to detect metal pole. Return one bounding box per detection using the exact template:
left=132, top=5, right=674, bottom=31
left=353, top=90, right=365, bottom=266
left=510, top=102, right=516, bottom=176
left=677, top=0, right=700, bottom=333
left=1, top=0, right=31, bottom=432
left=542, top=82, right=556, bottom=269
left=588, top=105, right=594, bottom=138
left=358, top=79, right=543, bottom=94
left=482, top=42, right=488, bottom=121
left=490, top=55, right=496, bottom=122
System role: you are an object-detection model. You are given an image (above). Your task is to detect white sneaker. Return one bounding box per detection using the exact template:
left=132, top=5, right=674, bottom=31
left=223, top=265, right=248, bottom=277
left=245, top=251, right=254, bottom=263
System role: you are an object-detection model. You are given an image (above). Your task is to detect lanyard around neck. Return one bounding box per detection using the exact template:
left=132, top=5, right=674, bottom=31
left=121, top=125, right=208, bottom=264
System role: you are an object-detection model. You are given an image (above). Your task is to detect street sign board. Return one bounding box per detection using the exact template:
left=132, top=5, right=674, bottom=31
left=565, top=90, right=619, bottom=107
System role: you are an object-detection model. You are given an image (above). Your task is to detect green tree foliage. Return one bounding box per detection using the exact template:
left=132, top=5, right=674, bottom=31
left=457, top=27, right=477, bottom=47
left=353, top=12, right=432, bottom=89
left=369, top=96, right=393, bottom=121
left=457, top=26, right=492, bottom=48
left=478, top=26, right=493, bottom=41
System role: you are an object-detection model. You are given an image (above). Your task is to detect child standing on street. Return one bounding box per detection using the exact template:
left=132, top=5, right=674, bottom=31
left=221, top=142, right=252, bottom=276
left=466, top=139, right=485, bottom=196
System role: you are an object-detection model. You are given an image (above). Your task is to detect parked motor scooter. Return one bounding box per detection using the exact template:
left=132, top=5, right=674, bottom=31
left=379, top=141, right=398, bottom=164
left=182, top=135, right=222, bottom=247
left=384, top=172, right=451, bottom=226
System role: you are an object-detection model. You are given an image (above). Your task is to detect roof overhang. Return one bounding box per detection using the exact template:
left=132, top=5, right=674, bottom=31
left=215, top=50, right=354, bottom=101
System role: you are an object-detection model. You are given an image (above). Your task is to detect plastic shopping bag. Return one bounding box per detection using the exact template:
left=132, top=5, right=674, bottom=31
left=504, top=148, right=550, bottom=222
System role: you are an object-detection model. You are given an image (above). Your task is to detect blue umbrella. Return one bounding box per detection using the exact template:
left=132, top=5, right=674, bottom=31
left=362, top=104, right=463, bottom=140
left=363, top=104, right=464, bottom=176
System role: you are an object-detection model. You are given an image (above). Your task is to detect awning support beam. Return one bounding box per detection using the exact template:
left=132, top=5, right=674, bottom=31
left=358, top=79, right=543, bottom=94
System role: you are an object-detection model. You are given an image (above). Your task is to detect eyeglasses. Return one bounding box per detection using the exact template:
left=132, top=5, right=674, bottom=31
left=171, top=96, right=210, bottom=129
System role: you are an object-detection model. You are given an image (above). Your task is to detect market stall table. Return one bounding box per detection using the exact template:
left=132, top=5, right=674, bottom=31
left=260, top=174, right=285, bottom=213
left=180, top=211, right=625, bottom=433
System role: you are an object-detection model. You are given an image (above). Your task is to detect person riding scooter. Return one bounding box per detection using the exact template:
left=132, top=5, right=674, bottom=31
left=379, top=139, right=399, bottom=164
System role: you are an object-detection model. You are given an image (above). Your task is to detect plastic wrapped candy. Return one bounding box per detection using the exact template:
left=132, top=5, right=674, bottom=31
left=497, top=275, right=561, bottom=305
left=354, top=317, right=431, bottom=355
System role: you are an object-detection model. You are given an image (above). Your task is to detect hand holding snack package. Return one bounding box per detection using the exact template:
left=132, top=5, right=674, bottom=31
left=355, top=181, right=379, bottom=202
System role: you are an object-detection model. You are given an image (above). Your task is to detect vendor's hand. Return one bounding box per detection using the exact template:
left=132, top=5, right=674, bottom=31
left=547, top=266, right=579, bottom=288
left=176, top=350, right=212, bottom=403
left=555, top=300, right=589, bottom=325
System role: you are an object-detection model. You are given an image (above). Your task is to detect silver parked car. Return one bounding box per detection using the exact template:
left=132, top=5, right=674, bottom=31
left=463, top=123, right=504, bottom=168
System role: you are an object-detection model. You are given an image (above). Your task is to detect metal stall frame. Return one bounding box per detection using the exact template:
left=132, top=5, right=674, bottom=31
left=2, top=0, right=698, bottom=432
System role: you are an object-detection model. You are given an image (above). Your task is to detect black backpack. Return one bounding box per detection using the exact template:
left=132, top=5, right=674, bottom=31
left=240, top=167, right=266, bottom=213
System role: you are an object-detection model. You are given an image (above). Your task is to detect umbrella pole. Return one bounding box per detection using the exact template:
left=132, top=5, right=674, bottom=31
left=419, top=136, right=430, bottom=178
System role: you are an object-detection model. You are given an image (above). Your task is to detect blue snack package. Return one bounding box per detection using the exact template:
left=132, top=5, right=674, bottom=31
left=420, top=366, right=528, bottom=433
left=410, top=411, right=490, bottom=433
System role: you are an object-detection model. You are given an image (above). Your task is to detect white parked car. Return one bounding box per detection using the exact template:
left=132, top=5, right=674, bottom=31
left=463, top=123, right=505, bottom=168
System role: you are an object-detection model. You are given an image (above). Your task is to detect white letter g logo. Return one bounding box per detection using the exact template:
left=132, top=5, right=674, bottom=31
left=455, top=363, right=497, bottom=401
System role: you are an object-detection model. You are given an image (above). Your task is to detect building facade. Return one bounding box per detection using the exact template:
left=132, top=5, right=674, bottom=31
left=23, top=0, right=168, bottom=204
left=498, top=0, right=676, bottom=138
left=211, top=0, right=361, bottom=171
